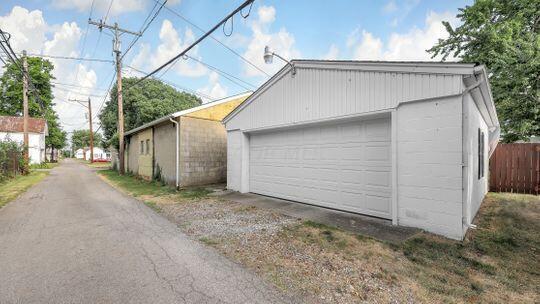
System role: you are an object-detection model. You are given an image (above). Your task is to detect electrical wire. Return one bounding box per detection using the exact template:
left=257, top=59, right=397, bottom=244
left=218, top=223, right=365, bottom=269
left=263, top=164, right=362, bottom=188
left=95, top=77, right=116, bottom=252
left=121, top=0, right=167, bottom=60
left=19, top=53, right=113, bottom=63
left=150, top=0, right=270, bottom=77
left=183, top=55, right=256, bottom=90
left=132, top=0, right=255, bottom=87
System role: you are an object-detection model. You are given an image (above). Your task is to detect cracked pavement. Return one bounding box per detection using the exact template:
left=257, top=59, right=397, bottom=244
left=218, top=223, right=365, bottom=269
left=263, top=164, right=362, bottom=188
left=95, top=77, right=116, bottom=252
left=0, top=160, right=294, bottom=303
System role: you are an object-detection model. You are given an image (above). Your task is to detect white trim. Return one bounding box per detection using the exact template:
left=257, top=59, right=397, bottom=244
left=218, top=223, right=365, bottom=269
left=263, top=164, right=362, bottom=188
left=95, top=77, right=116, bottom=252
left=243, top=109, right=393, bottom=134
left=391, top=109, right=398, bottom=225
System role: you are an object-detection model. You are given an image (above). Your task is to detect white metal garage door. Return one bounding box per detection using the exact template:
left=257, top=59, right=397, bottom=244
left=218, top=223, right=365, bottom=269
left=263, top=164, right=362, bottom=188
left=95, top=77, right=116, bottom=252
left=249, top=118, right=392, bottom=219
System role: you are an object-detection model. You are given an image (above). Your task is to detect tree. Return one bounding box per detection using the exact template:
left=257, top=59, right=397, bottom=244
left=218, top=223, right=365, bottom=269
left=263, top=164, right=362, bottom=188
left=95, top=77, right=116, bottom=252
left=99, top=77, right=201, bottom=149
left=429, top=0, right=539, bottom=142
left=0, top=57, right=68, bottom=151
left=71, top=129, right=103, bottom=152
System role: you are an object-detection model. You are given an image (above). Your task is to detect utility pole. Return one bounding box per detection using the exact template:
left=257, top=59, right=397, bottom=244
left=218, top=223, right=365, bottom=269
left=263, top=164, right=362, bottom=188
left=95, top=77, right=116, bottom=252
left=69, top=98, right=94, bottom=163
left=89, top=19, right=140, bottom=175
left=22, top=50, right=29, bottom=172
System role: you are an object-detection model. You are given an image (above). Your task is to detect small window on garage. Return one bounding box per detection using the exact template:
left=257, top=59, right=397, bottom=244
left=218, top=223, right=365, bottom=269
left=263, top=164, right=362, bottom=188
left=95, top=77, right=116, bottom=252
left=146, top=139, right=150, bottom=155
left=140, top=140, right=144, bottom=155
left=478, top=128, right=485, bottom=179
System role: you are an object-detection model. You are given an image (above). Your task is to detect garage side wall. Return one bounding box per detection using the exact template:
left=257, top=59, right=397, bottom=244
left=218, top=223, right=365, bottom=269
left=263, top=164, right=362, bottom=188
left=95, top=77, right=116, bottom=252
left=179, top=116, right=227, bottom=187
left=153, top=121, right=177, bottom=185
left=226, top=130, right=242, bottom=191
left=397, top=95, right=464, bottom=239
left=463, top=93, right=489, bottom=227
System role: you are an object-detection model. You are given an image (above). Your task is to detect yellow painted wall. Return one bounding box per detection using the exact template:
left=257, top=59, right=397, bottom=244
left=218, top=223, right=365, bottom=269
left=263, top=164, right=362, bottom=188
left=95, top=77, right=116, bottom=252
left=137, top=128, right=153, bottom=179
left=184, top=95, right=248, bottom=121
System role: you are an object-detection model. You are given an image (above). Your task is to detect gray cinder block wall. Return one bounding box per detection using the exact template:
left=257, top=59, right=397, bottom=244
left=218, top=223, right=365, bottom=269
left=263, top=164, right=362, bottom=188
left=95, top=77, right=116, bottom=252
left=179, top=116, right=227, bottom=187
left=153, top=121, right=178, bottom=185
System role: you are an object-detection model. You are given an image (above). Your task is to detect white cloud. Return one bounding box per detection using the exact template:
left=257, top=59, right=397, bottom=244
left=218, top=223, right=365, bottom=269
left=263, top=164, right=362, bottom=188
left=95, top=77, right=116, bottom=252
left=350, top=11, right=458, bottom=61
left=242, top=5, right=300, bottom=77
left=197, top=72, right=228, bottom=103
left=353, top=30, right=383, bottom=60
left=323, top=44, right=340, bottom=60
left=383, top=1, right=398, bottom=14
left=52, top=0, right=145, bottom=17
left=0, top=6, right=47, bottom=53
left=0, top=6, right=101, bottom=133
left=131, top=19, right=207, bottom=78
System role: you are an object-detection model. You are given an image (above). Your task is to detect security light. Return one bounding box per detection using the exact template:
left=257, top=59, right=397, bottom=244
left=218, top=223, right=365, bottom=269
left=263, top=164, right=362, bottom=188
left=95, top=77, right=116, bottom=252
left=263, top=46, right=296, bottom=76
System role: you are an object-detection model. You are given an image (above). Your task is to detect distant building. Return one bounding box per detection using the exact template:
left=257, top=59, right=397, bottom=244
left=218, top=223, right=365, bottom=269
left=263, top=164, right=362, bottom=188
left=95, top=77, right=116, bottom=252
left=0, top=116, right=48, bottom=164
left=75, top=147, right=110, bottom=161
left=124, top=92, right=250, bottom=187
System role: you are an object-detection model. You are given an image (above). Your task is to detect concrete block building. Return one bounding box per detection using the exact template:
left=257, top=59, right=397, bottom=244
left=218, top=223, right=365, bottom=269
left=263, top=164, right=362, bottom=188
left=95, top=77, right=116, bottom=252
left=124, top=92, right=250, bottom=187
left=223, top=60, right=499, bottom=240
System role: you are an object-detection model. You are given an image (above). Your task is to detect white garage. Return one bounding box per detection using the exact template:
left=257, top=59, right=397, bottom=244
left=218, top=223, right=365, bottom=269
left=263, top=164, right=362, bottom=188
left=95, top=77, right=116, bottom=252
left=224, top=60, right=499, bottom=240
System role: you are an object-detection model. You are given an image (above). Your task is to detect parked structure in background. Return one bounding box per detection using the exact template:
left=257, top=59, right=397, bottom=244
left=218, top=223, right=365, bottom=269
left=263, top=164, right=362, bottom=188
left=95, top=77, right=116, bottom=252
left=74, top=147, right=110, bottom=161
left=0, top=116, right=48, bottom=164
left=123, top=92, right=250, bottom=188
left=224, top=60, right=499, bottom=240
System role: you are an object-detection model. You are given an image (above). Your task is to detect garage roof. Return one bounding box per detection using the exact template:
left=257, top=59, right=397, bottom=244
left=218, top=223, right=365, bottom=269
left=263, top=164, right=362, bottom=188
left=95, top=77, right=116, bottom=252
left=125, top=92, right=251, bottom=136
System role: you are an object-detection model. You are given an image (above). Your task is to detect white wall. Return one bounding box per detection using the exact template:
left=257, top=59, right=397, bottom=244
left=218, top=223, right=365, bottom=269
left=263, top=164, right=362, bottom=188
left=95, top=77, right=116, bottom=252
left=226, top=130, right=242, bottom=191
left=0, top=131, right=45, bottom=164
left=85, top=147, right=107, bottom=160
left=226, top=67, right=463, bottom=131
left=396, top=95, right=464, bottom=239
left=463, top=93, right=489, bottom=229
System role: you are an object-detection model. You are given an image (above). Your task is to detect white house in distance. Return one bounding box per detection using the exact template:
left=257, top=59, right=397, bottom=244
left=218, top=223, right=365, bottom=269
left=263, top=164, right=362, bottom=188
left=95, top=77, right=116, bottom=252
left=223, top=60, right=500, bottom=240
left=75, top=147, right=109, bottom=161
left=0, top=115, right=48, bottom=164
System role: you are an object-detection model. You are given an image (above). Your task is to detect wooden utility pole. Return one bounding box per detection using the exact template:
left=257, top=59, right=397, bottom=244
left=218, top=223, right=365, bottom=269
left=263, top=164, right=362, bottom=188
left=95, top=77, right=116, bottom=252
left=22, top=50, right=29, bottom=172
left=69, top=98, right=94, bottom=163
left=88, top=20, right=140, bottom=175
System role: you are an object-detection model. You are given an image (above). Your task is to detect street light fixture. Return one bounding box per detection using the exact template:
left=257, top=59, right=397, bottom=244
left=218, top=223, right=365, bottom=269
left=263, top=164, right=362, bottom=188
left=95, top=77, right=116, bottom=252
left=263, top=46, right=296, bottom=76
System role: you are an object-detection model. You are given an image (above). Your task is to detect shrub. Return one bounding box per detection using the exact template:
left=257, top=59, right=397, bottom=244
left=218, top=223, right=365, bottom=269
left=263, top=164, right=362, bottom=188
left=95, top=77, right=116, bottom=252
left=0, top=139, right=26, bottom=182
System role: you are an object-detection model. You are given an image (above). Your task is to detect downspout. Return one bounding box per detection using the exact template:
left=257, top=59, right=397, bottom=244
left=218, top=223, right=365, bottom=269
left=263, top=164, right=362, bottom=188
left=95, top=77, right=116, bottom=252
left=169, top=117, right=179, bottom=189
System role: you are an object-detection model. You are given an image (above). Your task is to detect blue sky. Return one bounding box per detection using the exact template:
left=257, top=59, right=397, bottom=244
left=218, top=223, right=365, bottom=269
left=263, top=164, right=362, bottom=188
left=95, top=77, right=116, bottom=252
left=0, top=0, right=471, bottom=132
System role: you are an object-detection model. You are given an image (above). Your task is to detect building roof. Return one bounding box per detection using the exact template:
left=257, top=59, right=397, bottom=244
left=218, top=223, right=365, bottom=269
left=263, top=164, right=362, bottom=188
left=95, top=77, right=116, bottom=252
left=223, top=60, right=496, bottom=127
left=0, top=116, right=48, bottom=134
left=125, top=92, right=251, bottom=136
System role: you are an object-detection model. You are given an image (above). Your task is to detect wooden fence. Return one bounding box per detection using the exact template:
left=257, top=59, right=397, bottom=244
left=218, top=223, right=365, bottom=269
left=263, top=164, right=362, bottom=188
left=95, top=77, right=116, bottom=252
left=489, top=143, right=540, bottom=195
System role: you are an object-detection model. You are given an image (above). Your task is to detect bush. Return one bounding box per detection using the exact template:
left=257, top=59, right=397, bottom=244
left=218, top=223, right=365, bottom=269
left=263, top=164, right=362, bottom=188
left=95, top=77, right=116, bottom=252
left=0, top=139, right=26, bottom=182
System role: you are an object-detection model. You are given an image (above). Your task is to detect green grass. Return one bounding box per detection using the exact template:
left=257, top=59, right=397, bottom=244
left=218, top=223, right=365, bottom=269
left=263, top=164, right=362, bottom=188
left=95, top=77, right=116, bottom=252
left=396, top=192, right=539, bottom=301
left=87, top=162, right=111, bottom=169
left=179, top=187, right=212, bottom=199
left=199, top=236, right=219, bottom=246
left=98, top=169, right=175, bottom=197
left=286, top=193, right=539, bottom=302
left=0, top=171, right=49, bottom=208
left=29, top=162, right=58, bottom=170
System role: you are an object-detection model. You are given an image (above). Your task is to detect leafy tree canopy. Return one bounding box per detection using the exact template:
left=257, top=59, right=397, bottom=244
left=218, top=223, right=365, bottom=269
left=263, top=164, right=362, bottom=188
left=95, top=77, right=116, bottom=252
left=71, top=129, right=103, bottom=151
left=429, top=0, right=540, bottom=142
left=99, top=77, right=202, bottom=148
left=0, top=57, right=67, bottom=149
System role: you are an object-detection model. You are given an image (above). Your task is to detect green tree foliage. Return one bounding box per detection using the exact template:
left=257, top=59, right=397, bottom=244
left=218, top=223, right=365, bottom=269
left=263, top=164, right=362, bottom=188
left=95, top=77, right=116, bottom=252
left=429, top=0, right=539, bottom=142
left=99, top=77, right=201, bottom=148
left=0, top=57, right=67, bottom=150
left=71, top=129, right=103, bottom=151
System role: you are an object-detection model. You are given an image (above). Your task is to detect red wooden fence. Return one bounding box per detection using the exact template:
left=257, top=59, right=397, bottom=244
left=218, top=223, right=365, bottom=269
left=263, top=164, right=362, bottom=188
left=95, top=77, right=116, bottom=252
left=489, top=143, right=540, bottom=195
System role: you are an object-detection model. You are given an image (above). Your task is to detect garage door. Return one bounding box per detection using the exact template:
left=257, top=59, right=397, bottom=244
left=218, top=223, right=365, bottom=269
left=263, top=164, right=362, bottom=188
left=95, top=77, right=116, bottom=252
left=249, top=118, right=392, bottom=219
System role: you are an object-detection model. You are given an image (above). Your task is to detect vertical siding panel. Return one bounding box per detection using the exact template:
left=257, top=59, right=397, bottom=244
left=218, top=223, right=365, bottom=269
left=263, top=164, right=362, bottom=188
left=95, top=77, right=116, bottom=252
left=396, top=73, right=403, bottom=107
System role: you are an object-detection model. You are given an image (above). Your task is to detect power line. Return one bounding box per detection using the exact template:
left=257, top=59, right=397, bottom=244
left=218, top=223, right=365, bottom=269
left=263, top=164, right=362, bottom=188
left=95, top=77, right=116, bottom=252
left=121, top=0, right=167, bottom=60
left=19, top=53, right=113, bottom=63
left=71, top=0, right=96, bottom=98
left=124, top=64, right=216, bottom=101
left=184, top=54, right=257, bottom=90
left=133, top=0, right=256, bottom=87
left=51, top=81, right=110, bottom=92
left=152, top=0, right=270, bottom=77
